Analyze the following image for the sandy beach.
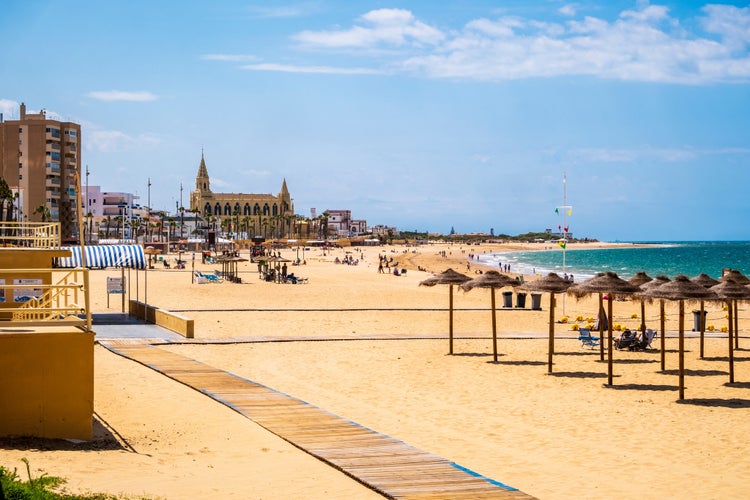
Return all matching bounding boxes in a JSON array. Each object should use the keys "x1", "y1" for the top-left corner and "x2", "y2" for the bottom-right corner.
[{"x1": 1, "y1": 241, "x2": 748, "y2": 499}]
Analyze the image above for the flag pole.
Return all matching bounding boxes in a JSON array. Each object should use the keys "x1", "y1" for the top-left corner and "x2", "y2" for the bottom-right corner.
[{"x1": 555, "y1": 173, "x2": 572, "y2": 315}]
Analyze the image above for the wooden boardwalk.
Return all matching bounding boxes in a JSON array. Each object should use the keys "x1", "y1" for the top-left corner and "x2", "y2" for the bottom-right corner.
[{"x1": 100, "y1": 339, "x2": 534, "y2": 499}]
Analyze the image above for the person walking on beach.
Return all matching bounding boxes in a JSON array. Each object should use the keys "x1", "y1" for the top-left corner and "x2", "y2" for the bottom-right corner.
[{"x1": 378, "y1": 261, "x2": 384, "y2": 273}]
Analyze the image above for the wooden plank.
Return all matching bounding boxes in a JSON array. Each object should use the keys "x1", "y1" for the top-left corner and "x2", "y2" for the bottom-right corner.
[{"x1": 100, "y1": 340, "x2": 535, "y2": 499}]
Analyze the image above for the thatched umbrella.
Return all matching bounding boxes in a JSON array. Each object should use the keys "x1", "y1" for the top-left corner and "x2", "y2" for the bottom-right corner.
[
  {"x1": 569, "y1": 272, "x2": 641, "y2": 386},
  {"x1": 629, "y1": 272, "x2": 653, "y2": 333},
  {"x1": 460, "y1": 271, "x2": 520, "y2": 362},
  {"x1": 518, "y1": 273, "x2": 574, "y2": 373},
  {"x1": 692, "y1": 273, "x2": 720, "y2": 358},
  {"x1": 710, "y1": 279, "x2": 750, "y2": 384},
  {"x1": 640, "y1": 275, "x2": 717, "y2": 400},
  {"x1": 420, "y1": 269, "x2": 471, "y2": 354},
  {"x1": 641, "y1": 275, "x2": 671, "y2": 370},
  {"x1": 721, "y1": 270, "x2": 750, "y2": 348}
]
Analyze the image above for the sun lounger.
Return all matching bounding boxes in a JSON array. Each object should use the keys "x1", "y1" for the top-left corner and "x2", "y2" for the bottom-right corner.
[{"x1": 577, "y1": 328, "x2": 599, "y2": 349}]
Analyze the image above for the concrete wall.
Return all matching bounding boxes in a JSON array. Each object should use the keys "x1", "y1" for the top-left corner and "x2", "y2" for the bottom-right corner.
[
  {"x1": 0, "y1": 330, "x2": 94, "y2": 440},
  {"x1": 129, "y1": 300, "x2": 194, "y2": 338}
]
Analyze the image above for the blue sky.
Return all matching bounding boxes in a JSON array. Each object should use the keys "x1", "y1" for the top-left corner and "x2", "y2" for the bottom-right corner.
[{"x1": 2, "y1": 1, "x2": 749, "y2": 241}]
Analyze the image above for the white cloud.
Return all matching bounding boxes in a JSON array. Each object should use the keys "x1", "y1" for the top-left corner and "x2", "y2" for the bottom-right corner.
[
  {"x1": 559, "y1": 4, "x2": 577, "y2": 17},
  {"x1": 201, "y1": 54, "x2": 260, "y2": 62},
  {"x1": 0, "y1": 99, "x2": 19, "y2": 118},
  {"x1": 87, "y1": 90, "x2": 158, "y2": 102},
  {"x1": 285, "y1": 5, "x2": 750, "y2": 84},
  {"x1": 85, "y1": 129, "x2": 160, "y2": 153},
  {"x1": 568, "y1": 145, "x2": 750, "y2": 163},
  {"x1": 294, "y1": 8, "x2": 444, "y2": 48},
  {"x1": 242, "y1": 63, "x2": 381, "y2": 75}
]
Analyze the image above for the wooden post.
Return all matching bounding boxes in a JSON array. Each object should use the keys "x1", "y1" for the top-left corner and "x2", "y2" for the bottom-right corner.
[
  {"x1": 734, "y1": 301, "x2": 739, "y2": 349},
  {"x1": 607, "y1": 297, "x2": 614, "y2": 386},
  {"x1": 597, "y1": 293, "x2": 610, "y2": 361},
  {"x1": 491, "y1": 288, "x2": 497, "y2": 362},
  {"x1": 640, "y1": 300, "x2": 646, "y2": 333},
  {"x1": 449, "y1": 284, "x2": 454, "y2": 355},
  {"x1": 547, "y1": 293, "x2": 555, "y2": 373},
  {"x1": 699, "y1": 300, "x2": 705, "y2": 359},
  {"x1": 660, "y1": 300, "x2": 666, "y2": 372},
  {"x1": 728, "y1": 299, "x2": 735, "y2": 384},
  {"x1": 679, "y1": 300, "x2": 685, "y2": 400}
]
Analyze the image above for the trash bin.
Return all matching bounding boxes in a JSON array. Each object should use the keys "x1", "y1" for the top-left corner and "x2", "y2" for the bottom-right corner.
[
  {"x1": 531, "y1": 293, "x2": 542, "y2": 310},
  {"x1": 692, "y1": 309, "x2": 708, "y2": 331},
  {"x1": 502, "y1": 291, "x2": 513, "y2": 308},
  {"x1": 515, "y1": 292, "x2": 527, "y2": 308}
]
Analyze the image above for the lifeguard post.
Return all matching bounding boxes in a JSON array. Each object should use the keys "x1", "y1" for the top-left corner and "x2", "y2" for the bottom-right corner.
[{"x1": 0, "y1": 221, "x2": 93, "y2": 440}]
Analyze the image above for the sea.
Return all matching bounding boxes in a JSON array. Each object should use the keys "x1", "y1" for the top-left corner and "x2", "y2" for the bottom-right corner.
[{"x1": 476, "y1": 241, "x2": 750, "y2": 282}]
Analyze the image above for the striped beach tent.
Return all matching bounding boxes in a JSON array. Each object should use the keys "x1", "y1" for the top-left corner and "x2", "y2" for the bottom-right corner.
[{"x1": 58, "y1": 244, "x2": 146, "y2": 269}]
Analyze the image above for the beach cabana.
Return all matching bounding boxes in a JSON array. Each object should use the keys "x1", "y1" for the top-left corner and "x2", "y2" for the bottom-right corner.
[
  {"x1": 569, "y1": 272, "x2": 640, "y2": 386},
  {"x1": 628, "y1": 272, "x2": 653, "y2": 333},
  {"x1": 419, "y1": 269, "x2": 471, "y2": 355},
  {"x1": 720, "y1": 270, "x2": 750, "y2": 349},
  {"x1": 692, "y1": 273, "x2": 720, "y2": 358},
  {"x1": 58, "y1": 244, "x2": 145, "y2": 269},
  {"x1": 518, "y1": 273, "x2": 574, "y2": 373},
  {"x1": 641, "y1": 275, "x2": 671, "y2": 370},
  {"x1": 709, "y1": 279, "x2": 750, "y2": 384},
  {"x1": 640, "y1": 275, "x2": 717, "y2": 400},
  {"x1": 460, "y1": 271, "x2": 520, "y2": 362}
]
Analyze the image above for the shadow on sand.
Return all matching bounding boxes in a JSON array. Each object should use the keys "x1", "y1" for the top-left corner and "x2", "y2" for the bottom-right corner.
[
  {"x1": 676, "y1": 398, "x2": 750, "y2": 408},
  {"x1": 605, "y1": 383, "x2": 678, "y2": 392},
  {"x1": 0, "y1": 415, "x2": 139, "y2": 454}
]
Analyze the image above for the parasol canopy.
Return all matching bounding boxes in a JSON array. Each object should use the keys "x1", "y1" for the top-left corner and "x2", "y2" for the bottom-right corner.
[
  {"x1": 419, "y1": 269, "x2": 471, "y2": 355},
  {"x1": 628, "y1": 271, "x2": 653, "y2": 288},
  {"x1": 460, "y1": 271, "x2": 519, "y2": 362},
  {"x1": 640, "y1": 275, "x2": 717, "y2": 400},
  {"x1": 420, "y1": 268, "x2": 472, "y2": 287},
  {"x1": 518, "y1": 273, "x2": 574, "y2": 373},
  {"x1": 692, "y1": 273, "x2": 720, "y2": 288},
  {"x1": 720, "y1": 269, "x2": 750, "y2": 285},
  {"x1": 460, "y1": 271, "x2": 520, "y2": 292}
]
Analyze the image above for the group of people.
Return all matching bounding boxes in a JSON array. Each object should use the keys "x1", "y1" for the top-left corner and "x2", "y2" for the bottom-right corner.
[
  {"x1": 378, "y1": 254, "x2": 400, "y2": 274},
  {"x1": 335, "y1": 254, "x2": 359, "y2": 265}
]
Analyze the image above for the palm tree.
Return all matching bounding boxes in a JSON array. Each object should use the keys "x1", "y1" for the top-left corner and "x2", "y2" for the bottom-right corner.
[
  {"x1": 103, "y1": 216, "x2": 112, "y2": 238},
  {"x1": 33, "y1": 204, "x2": 51, "y2": 223},
  {"x1": 241, "y1": 216, "x2": 250, "y2": 239},
  {"x1": 0, "y1": 177, "x2": 14, "y2": 224},
  {"x1": 131, "y1": 218, "x2": 142, "y2": 244},
  {"x1": 232, "y1": 207, "x2": 241, "y2": 237}
]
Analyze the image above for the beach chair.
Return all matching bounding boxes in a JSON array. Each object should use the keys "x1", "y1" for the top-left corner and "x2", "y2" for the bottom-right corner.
[
  {"x1": 614, "y1": 329, "x2": 638, "y2": 350},
  {"x1": 630, "y1": 329, "x2": 658, "y2": 351},
  {"x1": 577, "y1": 328, "x2": 599, "y2": 349}
]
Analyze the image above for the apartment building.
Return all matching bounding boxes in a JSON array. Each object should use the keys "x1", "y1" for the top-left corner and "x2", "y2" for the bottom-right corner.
[{"x1": 0, "y1": 103, "x2": 81, "y2": 242}]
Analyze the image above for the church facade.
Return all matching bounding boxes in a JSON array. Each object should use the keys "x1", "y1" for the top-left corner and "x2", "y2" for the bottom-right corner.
[{"x1": 189, "y1": 152, "x2": 294, "y2": 238}]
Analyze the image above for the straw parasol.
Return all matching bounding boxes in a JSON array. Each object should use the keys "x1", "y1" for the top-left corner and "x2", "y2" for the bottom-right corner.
[
  {"x1": 629, "y1": 272, "x2": 653, "y2": 333},
  {"x1": 691, "y1": 273, "x2": 720, "y2": 358},
  {"x1": 420, "y1": 269, "x2": 471, "y2": 354},
  {"x1": 640, "y1": 275, "x2": 717, "y2": 400},
  {"x1": 639, "y1": 275, "x2": 672, "y2": 370},
  {"x1": 568, "y1": 272, "x2": 640, "y2": 385},
  {"x1": 518, "y1": 273, "x2": 574, "y2": 373},
  {"x1": 710, "y1": 279, "x2": 750, "y2": 384},
  {"x1": 460, "y1": 271, "x2": 520, "y2": 362},
  {"x1": 721, "y1": 270, "x2": 750, "y2": 348}
]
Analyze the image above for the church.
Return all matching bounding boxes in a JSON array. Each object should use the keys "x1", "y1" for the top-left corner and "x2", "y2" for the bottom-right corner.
[{"x1": 189, "y1": 152, "x2": 294, "y2": 238}]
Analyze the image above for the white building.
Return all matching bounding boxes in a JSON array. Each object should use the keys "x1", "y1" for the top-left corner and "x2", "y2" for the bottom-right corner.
[{"x1": 326, "y1": 209, "x2": 368, "y2": 237}]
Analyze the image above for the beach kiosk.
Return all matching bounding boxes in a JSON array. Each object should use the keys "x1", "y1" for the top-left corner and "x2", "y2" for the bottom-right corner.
[{"x1": 0, "y1": 221, "x2": 94, "y2": 440}]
